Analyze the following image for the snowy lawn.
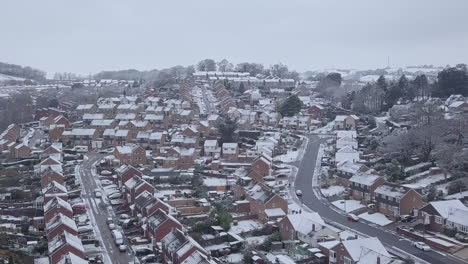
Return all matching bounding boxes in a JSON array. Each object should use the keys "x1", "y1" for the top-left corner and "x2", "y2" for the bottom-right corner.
[
  {"x1": 321, "y1": 186, "x2": 345, "y2": 197},
  {"x1": 358, "y1": 212, "x2": 393, "y2": 226},
  {"x1": 225, "y1": 253, "x2": 243, "y2": 263},
  {"x1": 275, "y1": 150, "x2": 299, "y2": 162},
  {"x1": 331, "y1": 200, "x2": 365, "y2": 213},
  {"x1": 229, "y1": 220, "x2": 263, "y2": 234},
  {"x1": 245, "y1": 235, "x2": 269, "y2": 245}
]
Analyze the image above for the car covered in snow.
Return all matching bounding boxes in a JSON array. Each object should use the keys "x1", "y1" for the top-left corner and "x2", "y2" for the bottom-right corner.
[{"x1": 347, "y1": 214, "x2": 359, "y2": 222}]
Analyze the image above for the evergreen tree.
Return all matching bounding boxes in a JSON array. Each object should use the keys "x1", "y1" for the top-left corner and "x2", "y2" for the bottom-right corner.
[
  {"x1": 217, "y1": 117, "x2": 238, "y2": 144},
  {"x1": 238, "y1": 82, "x2": 245, "y2": 93},
  {"x1": 279, "y1": 95, "x2": 303, "y2": 116}
]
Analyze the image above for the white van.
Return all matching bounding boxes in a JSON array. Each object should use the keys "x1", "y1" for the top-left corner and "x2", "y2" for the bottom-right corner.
[{"x1": 112, "y1": 230, "x2": 123, "y2": 245}]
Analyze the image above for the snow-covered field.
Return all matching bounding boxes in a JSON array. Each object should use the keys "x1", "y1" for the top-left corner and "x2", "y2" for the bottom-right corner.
[
  {"x1": 331, "y1": 200, "x2": 365, "y2": 213},
  {"x1": 358, "y1": 212, "x2": 393, "y2": 226},
  {"x1": 321, "y1": 185, "x2": 345, "y2": 197},
  {"x1": 0, "y1": 73, "x2": 25, "y2": 81},
  {"x1": 229, "y1": 220, "x2": 263, "y2": 234}
]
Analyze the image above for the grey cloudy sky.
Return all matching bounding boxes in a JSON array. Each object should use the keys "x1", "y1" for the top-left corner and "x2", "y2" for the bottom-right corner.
[{"x1": 1, "y1": 0, "x2": 467, "y2": 76}]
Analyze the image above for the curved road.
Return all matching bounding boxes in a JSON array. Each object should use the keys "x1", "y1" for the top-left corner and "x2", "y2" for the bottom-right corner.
[{"x1": 293, "y1": 135, "x2": 467, "y2": 264}]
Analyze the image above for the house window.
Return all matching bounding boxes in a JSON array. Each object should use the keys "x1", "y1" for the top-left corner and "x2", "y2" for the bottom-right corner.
[
  {"x1": 344, "y1": 257, "x2": 353, "y2": 264},
  {"x1": 329, "y1": 250, "x2": 337, "y2": 261},
  {"x1": 435, "y1": 216, "x2": 443, "y2": 224}
]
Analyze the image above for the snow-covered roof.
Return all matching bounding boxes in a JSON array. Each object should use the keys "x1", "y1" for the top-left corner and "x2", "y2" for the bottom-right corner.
[
  {"x1": 375, "y1": 184, "x2": 410, "y2": 199},
  {"x1": 57, "y1": 252, "x2": 88, "y2": 264},
  {"x1": 447, "y1": 208, "x2": 468, "y2": 226},
  {"x1": 285, "y1": 212, "x2": 325, "y2": 235},
  {"x1": 48, "y1": 231, "x2": 84, "y2": 254},
  {"x1": 264, "y1": 208, "x2": 286, "y2": 218},
  {"x1": 341, "y1": 237, "x2": 390, "y2": 261},
  {"x1": 204, "y1": 140, "x2": 218, "y2": 147},
  {"x1": 68, "y1": 128, "x2": 95, "y2": 136},
  {"x1": 349, "y1": 172, "x2": 382, "y2": 186},
  {"x1": 44, "y1": 197, "x2": 72, "y2": 213},
  {"x1": 427, "y1": 200, "x2": 466, "y2": 218}
]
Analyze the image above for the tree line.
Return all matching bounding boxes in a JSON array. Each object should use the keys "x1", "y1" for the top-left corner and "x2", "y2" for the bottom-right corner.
[
  {"x1": 196, "y1": 59, "x2": 300, "y2": 81},
  {"x1": 0, "y1": 61, "x2": 46, "y2": 81},
  {"x1": 330, "y1": 64, "x2": 468, "y2": 114}
]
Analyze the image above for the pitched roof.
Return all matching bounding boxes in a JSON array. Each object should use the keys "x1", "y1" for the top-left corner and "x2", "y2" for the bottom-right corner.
[
  {"x1": 424, "y1": 199, "x2": 466, "y2": 218},
  {"x1": 341, "y1": 237, "x2": 390, "y2": 261}
]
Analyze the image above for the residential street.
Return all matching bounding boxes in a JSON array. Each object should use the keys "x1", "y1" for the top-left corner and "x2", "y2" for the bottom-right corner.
[
  {"x1": 77, "y1": 154, "x2": 135, "y2": 264},
  {"x1": 293, "y1": 135, "x2": 467, "y2": 264}
]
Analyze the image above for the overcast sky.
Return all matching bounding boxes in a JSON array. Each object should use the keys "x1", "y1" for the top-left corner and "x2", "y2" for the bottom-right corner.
[{"x1": 1, "y1": 0, "x2": 467, "y2": 76}]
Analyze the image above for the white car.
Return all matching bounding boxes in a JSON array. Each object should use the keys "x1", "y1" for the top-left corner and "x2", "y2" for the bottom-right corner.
[
  {"x1": 108, "y1": 223, "x2": 116, "y2": 230},
  {"x1": 413, "y1": 242, "x2": 431, "y2": 251},
  {"x1": 100, "y1": 179, "x2": 113, "y2": 186},
  {"x1": 296, "y1": 189, "x2": 303, "y2": 196},
  {"x1": 119, "y1": 245, "x2": 126, "y2": 252},
  {"x1": 94, "y1": 190, "x2": 102, "y2": 198},
  {"x1": 108, "y1": 192, "x2": 122, "y2": 199}
]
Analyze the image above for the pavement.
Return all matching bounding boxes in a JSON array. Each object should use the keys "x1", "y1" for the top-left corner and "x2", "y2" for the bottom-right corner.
[
  {"x1": 76, "y1": 153, "x2": 135, "y2": 264},
  {"x1": 292, "y1": 135, "x2": 468, "y2": 264}
]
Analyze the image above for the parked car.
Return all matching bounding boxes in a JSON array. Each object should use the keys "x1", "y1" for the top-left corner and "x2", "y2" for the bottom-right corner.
[
  {"x1": 100, "y1": 179, "x2": 113, "y2": 186},
  {"x1": 108, "y1": 192, "x2": 122, "y2": 199},
  {"x1": 95, "y1": 189, "x2": 102, "y2": 198},
  {"x1": 134, "y1": 247, "x2": 153, "y2": 257},
  {"x1": 347, "y1": 214, "x2": 359, "y2": 222},
  {"x1": 72, "y1": 204, "x2": 86, "y2": 214},
  {"x1": 118, "y1": 245, "x2": 126, "y2": 252},
  {"x1": 78, "y1": 225, "x2": 93, "y2": 233},
  {"x1": 108, "y1": 223, "x2": 116, "y2": 230},
  {"x1": 413, "y1": 242, "x2": 431, "y2": 251},
  {"x1": 141, "y1": 254, "x2": 157, "y2": 263},
  {"x1": 296, "y1": 189, "x2": 303, "y2": 196},
  {"x1": 401, "y1": 215, "x2": 415, "y2": 223},
  {"x1": 106, "y1": 217, "x2": 113, "y2": 224}
]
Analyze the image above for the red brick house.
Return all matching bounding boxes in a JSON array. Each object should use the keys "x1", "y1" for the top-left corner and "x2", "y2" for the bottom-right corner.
[
  {"x1": 124, "y1": 176, "x2": 154, "y2": 204},
  {"x1": 13, "y1": 143, "x2": 31, "y2": 159},
  {"x1": 307, "y1": 104, "x2": 325, "y2": 119},
  {"x1": 417, "y1": 199, "x2": 467, "y2": 233},
  {"x1": 349, "y1": 172, "x2": 385, "y2": 203},
  {"x1": 41, "y1": 169, "x2": 65, "y2": 188},
  {"x1": 114, "y1": 144, "x2": 147, "y2": 165},
  {"x1": 222, "y1": 143, "x2": 238, "y2": 160},
  {"x1": 44, "y1": 197, "x2": 73, "y2": 225},
  {"x1": 61, "y1": 128, "x2": 98, "y2": 149},
  {"x1": 248, "y1": 154, "x2": 272, "y2": 182},
  {"x1": 161, "y1": 229, "x2": 208, "y2": 264},
  {"x1": 48, "y1": 231, "x2": 85, "y2": 264},
  {"x1": 116, "y1": 165, "x2": 143, "y2": 187},
  {"x1": 42, "y1": 181, "x2": 68, "y2": 203},
  {"x1": 374, "y1": 184, "x2": 423, "y2": 219},
  {"x1": 238, "y1": 183, "x2": 288, "y2": 222},
  {"x1": 133, "y1": 190, "x2": 172, "y2": 217},
  {"x1": 319, "y1": 237, "x2": 391, "y2": 264},
  {"x1": 0, "y1": 124, "x2": 21, "y2": 142},
  {"x1": 49, "y1": 125, "x2": 65, "y2": 142},
  {"x1": 146, "y1": 209, "x2": 183, "y2": 242},
  {"x1": 45, "y1": 214, "x2": 78, "y2": 240},
  {"x1": 335, "y1": 161, "x2": 370, "y2": 187}
]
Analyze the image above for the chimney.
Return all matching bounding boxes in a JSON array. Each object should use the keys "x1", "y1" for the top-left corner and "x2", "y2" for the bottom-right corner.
[
  {"x1": 377, "y1": 256, "x2": 381, "y2": 264},
  {"x1": 312, "y1": 224, "x2": 315, "y2": 231}
]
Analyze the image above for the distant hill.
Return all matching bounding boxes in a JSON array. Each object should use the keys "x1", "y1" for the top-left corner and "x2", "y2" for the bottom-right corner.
[
  {"x1": 0, "y1": 61, "x2": 46, "y2": 81},
  {"x1": 94, "y1": 69, "x2": 159, "y2": 81}
]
